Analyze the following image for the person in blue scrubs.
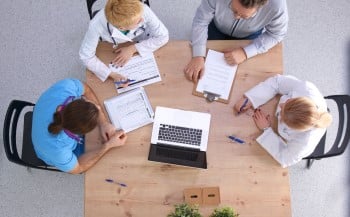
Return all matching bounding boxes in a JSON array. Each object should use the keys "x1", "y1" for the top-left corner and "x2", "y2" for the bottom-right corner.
[{"x1": 32, "y1": 79, "x2": 127, "y2": 174}]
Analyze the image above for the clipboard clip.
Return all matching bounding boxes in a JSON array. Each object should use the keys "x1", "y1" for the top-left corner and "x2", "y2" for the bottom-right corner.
[{"x1": 203, "y1": 91, "x2": 220, "y2": 103}]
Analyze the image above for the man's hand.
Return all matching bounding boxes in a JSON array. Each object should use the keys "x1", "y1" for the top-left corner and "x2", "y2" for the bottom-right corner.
[
  {"x1": 105, "y1": 130, "x2": 127, "y2": 149},
  {"x1": 112, "y1": 45, "x2": 137, "y2": 67},
  {"x1": 253, "y1": 109, "x2": 271, "y2": 130},
  {"x1": 224, "y1": 47, "x2": 247, "y2": 65},
  {"x1": 99, "y1": 122, "x2": 117, "y2": 142},
  {"x1": 184, "y1": 57, "x2": 205, "y2": 83}
]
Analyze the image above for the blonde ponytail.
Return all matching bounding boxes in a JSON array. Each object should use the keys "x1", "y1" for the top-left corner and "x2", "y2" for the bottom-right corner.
[
  {"x1": 314, "y1": 112, "x2": 333, "y2": 128},
  {"x1": 283, "y1": 97, "x2": 332, "y2": 130}
]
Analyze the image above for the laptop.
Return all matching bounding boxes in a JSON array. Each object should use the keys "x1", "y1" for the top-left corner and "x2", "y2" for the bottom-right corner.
[{"x1": 148, "y1": 106, "x2": 211, "y2": 169}]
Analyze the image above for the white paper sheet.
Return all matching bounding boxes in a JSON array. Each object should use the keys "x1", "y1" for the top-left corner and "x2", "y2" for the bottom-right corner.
[
  {"x1": 104, "y1": 87, "x2": 154, "y2": 133},
  {"x1": 196, "y1": 49, "x2": 237, "y2": 101},
  {"x1": 109, "y1": 53, "x2": 161, "y2": 93}
]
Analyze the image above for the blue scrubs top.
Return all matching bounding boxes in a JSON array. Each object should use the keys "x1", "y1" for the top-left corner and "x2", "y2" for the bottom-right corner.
[{"x1": 32, "y1": 79, "x2": 84, "y2": 172}]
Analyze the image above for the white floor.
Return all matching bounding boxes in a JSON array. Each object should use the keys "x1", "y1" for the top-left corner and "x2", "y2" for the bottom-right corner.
[{"x1": 0, "y1": 1, "x2": 349, "y2": 217}]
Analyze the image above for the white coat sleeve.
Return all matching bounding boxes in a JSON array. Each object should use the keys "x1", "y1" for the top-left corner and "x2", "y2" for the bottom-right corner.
[
  {"x1": 134, "y1": 6, "x2": 169, "y2": 56},
  {"x1": 256, "y1": 128, "x2": 317, "y2": 168},
  {"x1": 79, "y1": 23, "x2": 111, "y2": 82},
  {"x1": 245, "y1": 75, "x2": 304, "y2": 108}
]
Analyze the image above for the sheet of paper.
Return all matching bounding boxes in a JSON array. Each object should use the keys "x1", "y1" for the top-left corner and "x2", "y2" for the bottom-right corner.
[
  {"x1": 104, "y1": 88, "x2": 154, "y2": 133},
  {"x1": 109, "y1": 53, "x2": 161, "y2": 93},
  {"x1": 196, "y1": 50, "x2": 237, "y2": 100}
]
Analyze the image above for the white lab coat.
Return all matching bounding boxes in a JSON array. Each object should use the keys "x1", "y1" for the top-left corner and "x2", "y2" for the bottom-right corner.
[
  {"x1": 245, "y1": 75, "x2": 327, "y2": 167},
  {"x1": 79, "y1": 4, "x2": 169, "y2": 81}
]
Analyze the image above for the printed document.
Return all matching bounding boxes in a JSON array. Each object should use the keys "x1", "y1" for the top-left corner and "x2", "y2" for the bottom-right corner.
[
  {"x1": 109, "y1": 53, "x2": 161, "y2": 93},
  {"x1": 104, "y1": 87, "x2": 154, "y2": 133},
  {"x1": 196, "y1": 49, "x2": 237, "y2": 101}
]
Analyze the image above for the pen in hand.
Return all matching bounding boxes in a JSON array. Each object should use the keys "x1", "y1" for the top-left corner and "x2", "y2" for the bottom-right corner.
[
  {"x1": 228, "y1": 135, "x2": 245, "y2": 144},
  {"x1": 105, "y1": 178, "x2": 127, "y2": 187},
  {"x1": 238, "y1": 98, "x2": 249, "y2": 114},
  {"x1": 114, "y1": 79, "x2": 136, "y2": 85}
]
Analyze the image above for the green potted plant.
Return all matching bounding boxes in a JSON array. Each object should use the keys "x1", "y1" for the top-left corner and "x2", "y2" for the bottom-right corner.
[
  {"x1": 167, "y1": 203, "x2": 203, "y2": 217},
  {"x1": 209, "y1": 206, "x2": 239, "y2": 217}
]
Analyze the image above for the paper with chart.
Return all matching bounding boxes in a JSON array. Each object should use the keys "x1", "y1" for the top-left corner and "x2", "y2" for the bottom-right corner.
[
  {"x1": 104, "y1": 87, "x2": 154, "y2": 133},
  {"x1": 196, "y1": 49, "x2": 238, "y2": 101},
  {"x1": 109, "y1": 53, "x2": 161, "y2": 93}
]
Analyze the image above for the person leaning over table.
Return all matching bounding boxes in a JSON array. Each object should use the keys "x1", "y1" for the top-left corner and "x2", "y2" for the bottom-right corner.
[
  {"x1": 79, "y1": 0, "x2": 169, "y2": 82},
  {"x1": 233, "y1": 75, "x2": 332, "y2": 168},
  {"x1": 184, "y1": 0, "x2": 288, "y2": 82},
  {"x1": 32, "y1": 79, "x2": 127, "y2": 174}
]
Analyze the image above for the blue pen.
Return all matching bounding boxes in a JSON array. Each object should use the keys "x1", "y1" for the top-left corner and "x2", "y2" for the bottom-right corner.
[
  {"x1": 105, "y1": 179, "x2": 127, "y2": 187},
  {"x1": 114, "y1": 79, "x2": 136, "y2": 85},
  {"x1": 228, "y1": 135, "x2": 245, "y2": 144},
  {"x1": 238, "y1": 98, "x2": 249, "y2": 114}
]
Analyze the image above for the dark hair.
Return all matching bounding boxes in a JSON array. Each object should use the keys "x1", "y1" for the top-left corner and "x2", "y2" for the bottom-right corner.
[
  {"x1": 239, "y1": 0, "x2": 268, "y2": 8},
  {"x1": 48, "y1": 99, "x2": 99, "y2": 135}
]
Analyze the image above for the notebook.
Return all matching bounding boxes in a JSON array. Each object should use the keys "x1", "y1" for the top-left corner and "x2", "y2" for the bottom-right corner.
[
  {"x1": 103, "y1": 87, "x2": 154, "y2": 133},
  {"x1": 148, "y1": 106, "x2": 211, "y2": 169}
]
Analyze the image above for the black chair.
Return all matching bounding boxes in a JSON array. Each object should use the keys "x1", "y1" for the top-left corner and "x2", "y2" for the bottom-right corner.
[
  {"x1": 3, "y1": 100, "x2": 60, "y2": 172},
  {"x1": 86, "y1": 0, "x2": 150, "y2": 20},
  {"x1": 303, "y1": 95, "x2": 350, "y2": 169}
]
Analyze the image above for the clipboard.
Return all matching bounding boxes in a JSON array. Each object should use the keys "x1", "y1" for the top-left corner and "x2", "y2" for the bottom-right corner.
[{"x1": 192, "y1": 49, "x2": 238, "y2": 104}]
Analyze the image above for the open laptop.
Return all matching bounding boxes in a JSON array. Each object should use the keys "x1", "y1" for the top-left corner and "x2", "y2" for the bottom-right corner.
[{"x1": 148, "y1": 106, "x2": 211, "y2": 169}]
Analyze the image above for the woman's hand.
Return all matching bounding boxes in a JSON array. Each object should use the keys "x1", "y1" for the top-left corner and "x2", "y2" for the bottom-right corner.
[
  {"x1": 253, "y1": 109, "x2": 271, "y2": 130},
  {"x1": 108, "y1": 73, "x2": 129, "y2": 88},
  {"x1": 234, "y1": 97, "x2": 252, "y2": 114},
  {"x1": 112, "y1": 45, "x2": 137, "y2": 67},
  {"x1": 99, "y1": 122, "x2": 117, "y2": 142},
  {"x1": 105, "y1": 130, "x2": 127, "y2": 149}
]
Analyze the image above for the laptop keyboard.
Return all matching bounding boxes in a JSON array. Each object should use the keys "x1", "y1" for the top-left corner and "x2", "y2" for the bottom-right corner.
[{"x1": 158, "y1": 124, "x2": 202, "y2": 146}]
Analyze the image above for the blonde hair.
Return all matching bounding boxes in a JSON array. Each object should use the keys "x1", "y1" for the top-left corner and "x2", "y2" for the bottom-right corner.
[
  {"x1": 105, "y1": 0, "x2": 143, "y2": 28},
  {"x1": 282, "y1": 97, "x2": 332, "y2": 130}
]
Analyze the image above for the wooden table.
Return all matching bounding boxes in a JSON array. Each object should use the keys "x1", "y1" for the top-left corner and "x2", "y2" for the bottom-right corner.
[{"x1": 85, "y1": 41, "x2": 290, "y2": 217}]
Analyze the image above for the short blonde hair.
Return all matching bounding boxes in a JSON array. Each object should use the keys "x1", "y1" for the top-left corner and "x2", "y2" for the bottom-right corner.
[
  {"x1": 282, "y1": 97, "x2": 332, "y2": 130},
  {"x1": 105, "y1": 0, "x2": 143, "y2": 28}
]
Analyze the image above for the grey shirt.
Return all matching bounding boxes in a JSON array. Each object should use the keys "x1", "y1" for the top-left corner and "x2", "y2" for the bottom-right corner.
[{"x1": 191, "y1": 0, "x2": 288, "y2": 58}]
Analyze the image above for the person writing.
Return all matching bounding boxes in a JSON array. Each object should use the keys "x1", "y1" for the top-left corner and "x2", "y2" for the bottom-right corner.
[
  {"x1": 32, "y1": 79, "x2": 127, "y2": 173},
  {"x1": 234, "y1": 75, "x2": 332, "y2": 167},
  {"x1": 79, "y1": 0, "x2": 169, "y2": 82},
  {"x1": 184, "y1": 0, "x2": 288, "y2": 82}
]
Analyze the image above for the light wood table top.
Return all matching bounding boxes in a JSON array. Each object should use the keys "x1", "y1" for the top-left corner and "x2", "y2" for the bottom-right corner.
[{"x1": 85, "y1": 41, "x2": 290, "y2": 217}]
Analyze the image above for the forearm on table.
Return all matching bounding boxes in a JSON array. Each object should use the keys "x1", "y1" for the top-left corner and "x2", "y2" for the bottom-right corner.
[
  {"x1": 82, "y1": 56, "x2": 111, "y2": 82},
  {"x1": 70, "y1": 143, "x2": 110, "y2": 174}
]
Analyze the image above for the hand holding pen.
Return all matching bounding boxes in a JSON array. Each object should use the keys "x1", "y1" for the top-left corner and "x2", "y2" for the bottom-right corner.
[
  {"x1": 114, "y1": 78, "x2": 136, "y2": 85},
  {"x1": 234, "y1": 97, "x2": 252, "y2": 114}
]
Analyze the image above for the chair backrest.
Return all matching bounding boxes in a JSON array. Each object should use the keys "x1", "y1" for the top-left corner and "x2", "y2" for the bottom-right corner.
[
  {"x1": 3, "y1": 100, "x2": 60, "y2": 172},
  {"x1": 304, "y1": 95, "x2": 350, "y2": 160},
  {"x1": 86, "y1": 0, "x2": 150, "y2": 20}
]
